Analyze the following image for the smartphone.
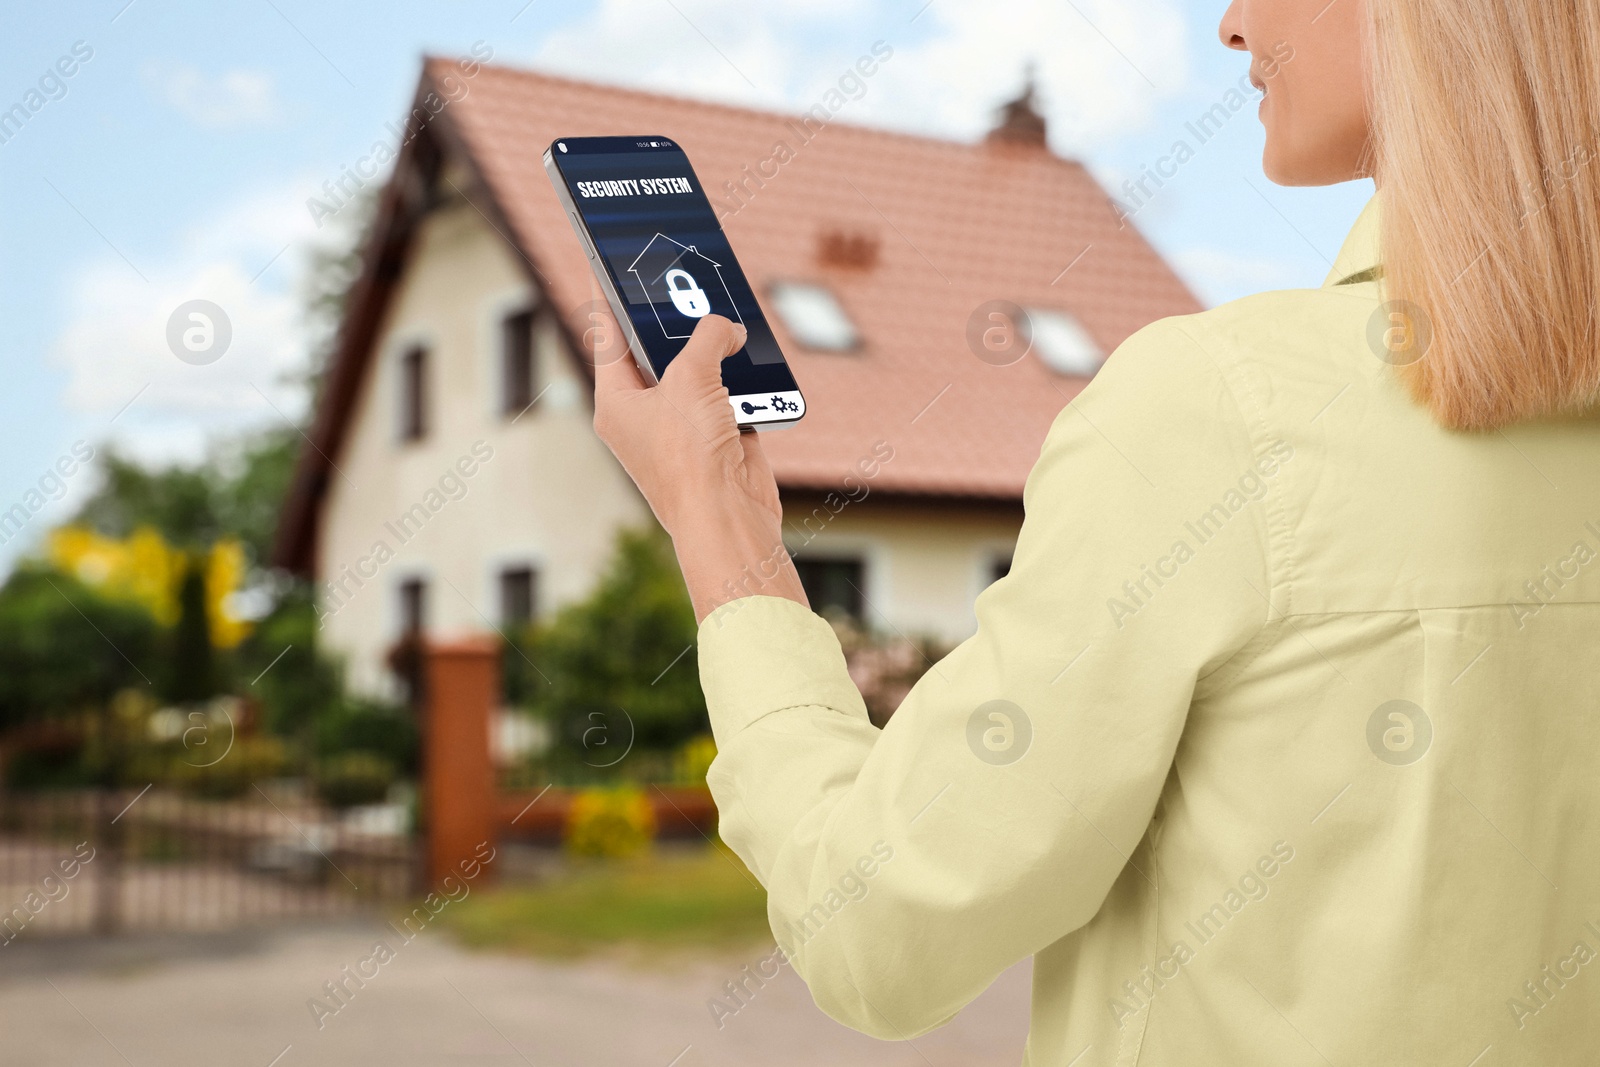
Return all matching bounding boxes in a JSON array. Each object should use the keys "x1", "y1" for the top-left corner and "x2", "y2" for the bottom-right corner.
[{"x1": 544, "y1": 135, "x2": 806, "y2": 430}]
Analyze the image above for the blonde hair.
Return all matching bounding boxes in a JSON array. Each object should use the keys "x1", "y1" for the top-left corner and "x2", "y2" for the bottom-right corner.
[{"x1": 1369, "y1": 0, "x2": 1600, "y2": 429}]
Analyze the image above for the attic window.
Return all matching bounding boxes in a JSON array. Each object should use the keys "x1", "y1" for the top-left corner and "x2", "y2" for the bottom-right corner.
[
  {"x1": 399, "y1": 345, "x2": 429, "y2": 441},
  {"x1": 770, "y1": 282, "x2": 859, "y2": 352},
  {"x1": 1023, "y1": 308, "x2": 1102, "y2": 377},
  {"x1": 501, "y1": 309, "x2": 536, "y2": 416}
]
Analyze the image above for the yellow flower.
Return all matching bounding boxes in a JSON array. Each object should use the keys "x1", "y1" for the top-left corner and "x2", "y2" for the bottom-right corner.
[
  {"x1": 47, "y1": 524, "x2": 253, "y2": 646},
  {"x1": 205, "y1": 539, "x2": 250, "y2": 649},
  {"x1": 675, "y1": 734, "x2": 718, "y2": 785},
  {"x1": 564, "y1": 786, "x2": 657, "y2": 858}
]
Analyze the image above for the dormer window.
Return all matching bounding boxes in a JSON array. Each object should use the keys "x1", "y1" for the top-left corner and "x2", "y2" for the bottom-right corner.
[
  {"x1": 770, "y1": 281, "x2": 859, "y2": 352},
  {"x1": 1023, "y1": 308, "x2": 1102, "y2": 377}
]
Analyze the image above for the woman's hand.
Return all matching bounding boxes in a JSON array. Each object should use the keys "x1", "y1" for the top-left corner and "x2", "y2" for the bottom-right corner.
[{"x1": 592, "y1": 313, "x2": 809, "y2": 622}]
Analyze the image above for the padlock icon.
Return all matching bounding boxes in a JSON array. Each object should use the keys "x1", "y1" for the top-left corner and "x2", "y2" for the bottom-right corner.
[{"x1": 664, "y1": 268, "x2": 712, "y2": 318}]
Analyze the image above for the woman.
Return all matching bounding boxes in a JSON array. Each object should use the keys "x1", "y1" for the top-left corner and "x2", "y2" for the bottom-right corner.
[{"x1": 595, "y1": 0, "x2": 1600, "y2": 1061}]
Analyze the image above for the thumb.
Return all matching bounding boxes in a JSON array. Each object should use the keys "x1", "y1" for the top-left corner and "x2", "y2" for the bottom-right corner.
[{"x1": 661, "y1": 315, "x2": 747, "y2": 394}]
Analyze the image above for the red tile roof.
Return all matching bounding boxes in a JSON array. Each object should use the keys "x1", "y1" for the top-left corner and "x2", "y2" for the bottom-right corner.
[{"x1": 275, "y1": 59, "x2": 1200, "y2": 572}]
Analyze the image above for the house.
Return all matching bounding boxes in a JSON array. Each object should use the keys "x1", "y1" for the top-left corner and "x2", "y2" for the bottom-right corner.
[{"x1": 273, "y1": 59, "x2": 1201, "y2": 698}]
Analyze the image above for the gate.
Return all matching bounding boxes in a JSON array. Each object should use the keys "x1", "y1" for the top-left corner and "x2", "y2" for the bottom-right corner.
[
  {"x1": 0, "y1": 782, "x2": 415, "y2": 940},
  {"x1": 0, "y1": 637, "x2": 520, "y2": 942}
]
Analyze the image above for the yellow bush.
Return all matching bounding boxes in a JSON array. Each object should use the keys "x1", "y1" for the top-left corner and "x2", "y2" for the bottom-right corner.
[
  {"x1": 674, "y1": 734, "x2": 718, "y2": 785},
  {"x1": 169, "y1": 735, "x2": 289, "y2": 798},
  {"x1": 564, "y1": 786, "x2": 656, "y2": 858},
  {"x1": 48, "y1": 525, "x2": 252, "y2": 647}
]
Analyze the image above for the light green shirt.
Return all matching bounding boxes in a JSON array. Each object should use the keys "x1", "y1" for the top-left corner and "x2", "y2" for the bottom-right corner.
[{"x1": 697, "y1": 194, "x2": 1600, "y2": 1065}]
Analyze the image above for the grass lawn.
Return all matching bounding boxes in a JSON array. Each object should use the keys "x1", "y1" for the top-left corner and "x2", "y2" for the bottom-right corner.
[{"x1": 438, "y1": 845, "x2": 773, "y2": 958}]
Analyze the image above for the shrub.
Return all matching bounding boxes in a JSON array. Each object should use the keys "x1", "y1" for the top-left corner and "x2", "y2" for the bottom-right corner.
[
  {"x1": 564, "y1": 786, "x2": 656, "y2": 858},
  {"x1": 0, "y1": 566, "x2": 161, "y2": 734},
  {"x1": 673, "y1": 734, "x2": 717, "y2": 786},
  {"x1": 521, "y1": 527, "x2": 706, "y2": 754},
  {"x1": 316, "y1": 751, "x2": 397, "y2": 809},
  {"x1": 4, "y1": 726, "x2": 94, "y2": 790},
  {"x1": 170, "y1": 735, "x2": 289, "y2": 798},
  {"x1": 833, "y1": 620, "x2": 952, "y2": 728},
  {"x1": 315, "y1": 699, "x2": 418, "y2": 775},
  {"x1": 242, "y1": 584, "x2": 347, "y2": 745}
]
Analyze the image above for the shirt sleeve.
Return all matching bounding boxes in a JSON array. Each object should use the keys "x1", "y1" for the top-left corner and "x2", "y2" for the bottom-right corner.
[{"x1": 696, "y1": 317, "x2": 1283, "y2": 1038}]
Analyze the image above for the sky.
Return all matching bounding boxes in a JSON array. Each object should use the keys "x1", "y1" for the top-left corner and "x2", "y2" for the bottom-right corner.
[{"x1": 0, "y1": 0, "x2": 1373, "y2": 572}]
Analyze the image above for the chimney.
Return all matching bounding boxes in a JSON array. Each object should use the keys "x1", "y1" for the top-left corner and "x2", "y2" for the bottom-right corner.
[
  {"x1": 987, "y1": 64, "x2": 1048, "y2": 149},
  {"x1": 816, "y1": 227, "x2": 881, "y2": 270}
]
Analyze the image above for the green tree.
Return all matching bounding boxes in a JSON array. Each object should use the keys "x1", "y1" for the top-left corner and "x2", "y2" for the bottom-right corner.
[
  {"x1": 68, "y1": 428, "x2": 307, "y2": 706},
  {"x1": 72, "y1": 427, "x2": 299, "y2": 568},
  {"x1": 523, "y1": 527, "x2": 705, "y2": 754},
  {"x1": 0, "y1": 185, "x2": 387, "y2": 787},
  {"x1": 236, "y1": 584, "x2": 341, "y2": 743},
  {"x1": 209, "y1": 427, "x2": 303, "y2": 567},
  {"x1": 300, "y1": 183, "x2": 379, "y2": 400},
  {"x1": 72, "y1": 450, "x2": 222, "y2": 548},
  {"x1": 0, "y1": 566, "x2": 158, "y2": 732},
  {"x1": 163, "y1": 557, "x2": 215, "y2": 704},
  {"x1": 233, "y1": 584, "x2": 416, "y2": 776}
]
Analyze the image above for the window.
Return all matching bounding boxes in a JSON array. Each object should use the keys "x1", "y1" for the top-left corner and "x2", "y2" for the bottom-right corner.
[
  {"x1": 499, "y1": 566, "x2": 538, "y2": 627},
  {"x1": 793, "y1": 556, "x2": 865, "y2": 623},
  {"x1": 398, "y1": 578, "x2": 428, "y2": 635},
  {"x1": 393, "y1": 577, "x2": 428, "y2": 707},
  {"x1": 501, "y1": 309, "x2": 537, "y2": 416},
  {"x1": 399, "y1": 345, "x2": 429, "y2": 441},
  {"x1": 1023, "y1": 307, "x2": 1102, "y2": 377},
  {"x1": 769, "y1": 281, "x2": 860, "y2": 352}
]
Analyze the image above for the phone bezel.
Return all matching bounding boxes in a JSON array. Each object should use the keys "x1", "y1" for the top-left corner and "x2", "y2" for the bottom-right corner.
[{"x1": 543, "y1": 139, "x2": 806, "y2": 432}]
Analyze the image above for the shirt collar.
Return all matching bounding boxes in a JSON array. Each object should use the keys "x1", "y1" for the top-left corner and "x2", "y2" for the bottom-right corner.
[{"x1": 1322, "y1": 192, "x2": 1382, "y2": 288}]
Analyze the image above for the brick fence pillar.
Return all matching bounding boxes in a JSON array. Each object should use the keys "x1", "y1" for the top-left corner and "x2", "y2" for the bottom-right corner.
[{"x1": 421, "y1": 636, "x2": 499, "y2": 888}]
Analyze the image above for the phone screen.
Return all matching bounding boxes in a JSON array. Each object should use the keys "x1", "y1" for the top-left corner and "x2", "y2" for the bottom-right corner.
[{"x1": 547, "y1": 136, "x2": 802, "y2": 413}]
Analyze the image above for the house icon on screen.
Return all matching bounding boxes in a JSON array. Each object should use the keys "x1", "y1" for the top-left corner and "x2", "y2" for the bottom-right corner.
[{"x1": 627, "y1": 233, "x2": 743, "y2": 340}]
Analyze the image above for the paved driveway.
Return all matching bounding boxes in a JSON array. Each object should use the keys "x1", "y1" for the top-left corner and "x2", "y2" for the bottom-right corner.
[{"x1": 1, "y1": 922, "x2": 1032, "y2": 1066}]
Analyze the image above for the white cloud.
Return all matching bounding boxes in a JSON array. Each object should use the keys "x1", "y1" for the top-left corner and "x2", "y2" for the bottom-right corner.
[
  {"x1": 1170, "y1": 246, "x2": 1302, "y2": 307},
  {"x1": 50, "y1": 185, "x2": 325, "y2": 466},
  {"x1": 856, "y1": 0, "x2": 1191, "y2": 152},
  {"x1": 527, "y1": 0, "x2": 867, "y2": 110},
  {"x1": 142, "y1": 64, "x2": 280, "y2": 129},
  {"x1": 524, "y1": 0, "x2": 1192, "y2": 153}
]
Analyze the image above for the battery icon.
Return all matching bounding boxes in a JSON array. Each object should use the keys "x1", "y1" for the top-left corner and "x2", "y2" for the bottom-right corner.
[{"x1": 649, "y1": 141, "x2": 659, "y2": 147}]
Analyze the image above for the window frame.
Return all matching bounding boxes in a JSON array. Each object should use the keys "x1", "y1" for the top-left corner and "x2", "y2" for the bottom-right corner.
[
  {"x1": 500, "y1": 307, "x2": 538, "y2": 417},
  {"x1": 1021, "y1": 306, "x2": 1103, "y2": 378},
  {"x1": 791, "y1": 554, "x2": 867, "y2": 624},
  {"x1": 768, "y1": 280, "x2": 863, "y2": 354},
  {"x1": 398, "y1": 576, "x2": 428, "y2": 635},
  {"x1": 498, "y1": 565, "x2": 538, "y2": 628},
  {"x1": 398, "y1": 344, "x2": 429, "y2": 442}
]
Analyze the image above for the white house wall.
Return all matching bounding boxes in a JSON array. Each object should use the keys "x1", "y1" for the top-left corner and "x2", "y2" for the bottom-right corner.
[
  {"x1": 315, "y1": 190, "x2": 1023, "y2": 695},
  {"x1": 315, "y1": 193, "x2": 649, "y2": 697},
  {"x1": 782, "y1": 501, "x2": 1021, "y2": 644}
]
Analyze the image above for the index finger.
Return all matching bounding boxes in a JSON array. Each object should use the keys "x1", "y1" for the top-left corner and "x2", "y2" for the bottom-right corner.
[{"x1": 583, "y1": 303, "x2": 647, "y2": 396}]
